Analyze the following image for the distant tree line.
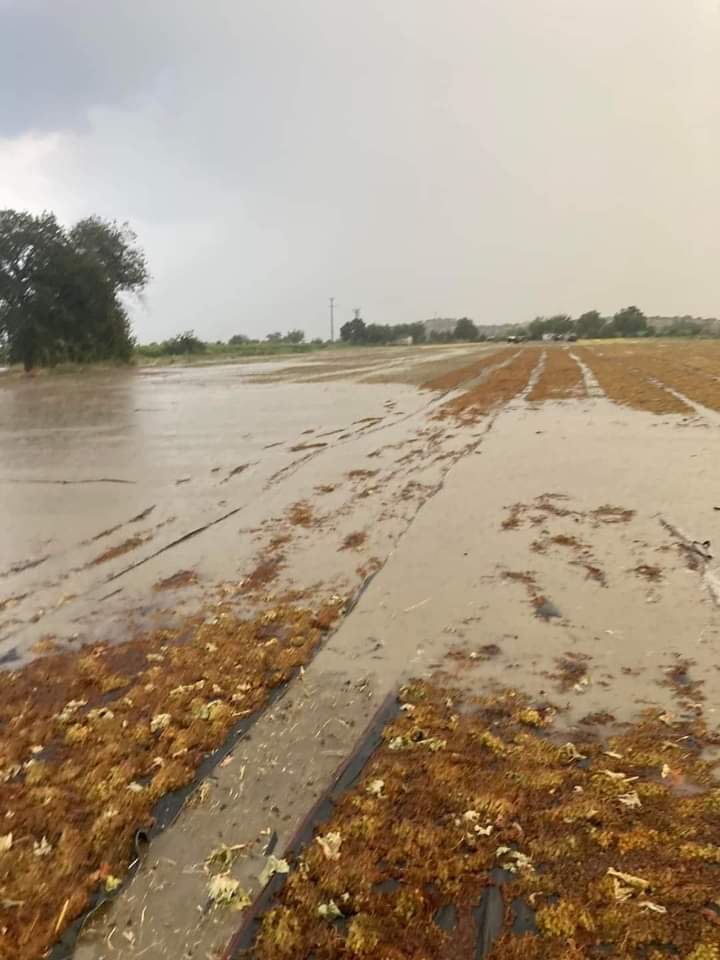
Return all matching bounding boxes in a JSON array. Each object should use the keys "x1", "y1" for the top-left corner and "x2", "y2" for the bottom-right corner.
[
  {"x1": 338, "y1": 309, "x2": 720, "y2": 345},
  {"x1": 430, "y1": 318, "x2": 487, "y2": 343},
  {"x1": 341, "y1": 317, "x2": 488, "y2": 345},
  {"x1": 518, "y1": 307, "x2": 648, "y2": 340},
  {"x1": 143, "y1": 319, "x2": 488, "y2": 355},
  {"x1": 264, "y1": 329, "x2": 306, "y2": 344},
  {"x1": 518, "y1": 306, "x2": 719, "y2": 340},
  {"x1": 340, "y1": 317, "x2": 427, "y2": 344},
  {"x1": 135, "y1": 328, "x2": 321, "y2": 358},
  {"x1": 132, "y1": 307, "x2": 720, "y2": 360},
  {"x1": 0, "y1": 209, "x2": 148, "y2": 370},
  {"x1": 139, "y1": 320, "x2": 485, "y2": 357},
  {"x1": 647, "y1": 316, "x2": 719, "y2": 337}
]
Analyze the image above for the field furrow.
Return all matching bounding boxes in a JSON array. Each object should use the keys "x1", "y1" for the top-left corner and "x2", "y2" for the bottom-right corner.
[
  {"x1": 246, "y1": 680, "x2": 720, "y2": 960},
  {"x1": 575, "y1": 347, "x2": 692, "y2": 414},
  {"x1": 614, "y1": 347, "x2": 720, "y2": 412},
  {"x1": 437, "y1": 348, "x2": 542, "y2": 420},
  {"x1": 527, "y1": 347, "x2": 586, "y2": 401},
  {"x1": 420, "y1": 349, "x2": 510, "y2": 392}
]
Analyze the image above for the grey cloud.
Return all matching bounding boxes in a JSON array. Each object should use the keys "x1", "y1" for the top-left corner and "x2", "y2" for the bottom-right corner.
[
  {"x1": 1, "y1": 0, "x2": 719, "y2": 342},
  {"x1": 0, "y1": 0, "x2": 172, "y2": 135}
]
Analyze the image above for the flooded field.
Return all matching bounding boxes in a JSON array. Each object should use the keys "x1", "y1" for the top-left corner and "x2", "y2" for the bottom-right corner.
[{"x1": 2, "y1": 341, "x2": 720, "y2": 960}]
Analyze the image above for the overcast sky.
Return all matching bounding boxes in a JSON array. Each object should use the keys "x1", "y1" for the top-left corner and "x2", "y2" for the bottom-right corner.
[{"x1": 1, "y1": 0, "x2": 719, "y2": 341}]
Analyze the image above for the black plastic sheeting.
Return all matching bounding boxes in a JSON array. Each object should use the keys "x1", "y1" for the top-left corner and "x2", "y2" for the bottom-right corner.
[
  {"x1": 222, "y1": 690, "x2": 400, "y2": 959},
  {"x1": 474, "y1": 885, "x2": 505, "y2": 957},
  {"x1": 432, "y1": 902, "x2": 457, "y2": 932},
  {"x1": 473, "y1": 866, "x2": 539, "y2": 957},
  {"x1": 38, "y1": 570, "x2": 386, "y2": 960},
  {"x1": 222, "y1": 706, "x2": 538, "y2": 960},
  {"x1": 47, "y1": 673, "x2": 301, "y2": 960},
  {"x1": 46, "y1": 571, "x2": 382, "y2": 960}
]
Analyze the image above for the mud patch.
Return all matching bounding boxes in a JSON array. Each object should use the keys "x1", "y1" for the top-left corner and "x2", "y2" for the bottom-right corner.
[
  {"x1": 1, "y1": 555, "x2": 49, "y2": 578},
  {"x1": 222, "y1": 463, "x2": 251, "y2": 483},
  {"x1": 448, "y1": 643, "x2": 502, "y2": 665},
  {"x1": 240, "y1": 535, "x2": 292, "y2": 594},
  {"x1": 289, "y1": 442, "x2": 328, "y2": 452},
  {"x1": 287, "y1": 502, "x2": 317, "y2": 528},
  {"x1": 572, "y1": 560, "x2": 607, "y2": 586},
  {"x1": 501, "y1": 504, "x2": 524, "y2": 531},
  {"x1": 500, "y1": 495, "x2": 580, "y2": 529},
  {"x1": 340, "y1": 532, "x2": 368, "y2": 552},
  {"x1": 502, "y1": 570, "x2": 559, "y2": 620},
  {"x1": 591, "y1": 505, "x2": 635, "y2": 525},
  {"x1": 315, "y1": 484, "x2": 337, "y2": 495},
  {"x1": 660, "y1": 657, "x2": 705, "y2": 706},
  {"x1": 632, "y1": 564, "x2": 663, "y2": 582},
  {"x1": 153, "y1": 569, "x2": 199, "y2": 591},
  {"x1": 0, "y1": 592, "x2": 27, "y2": 612},
  {"x1": 551, "y1": 652, "x2": 592, "y2": 692},
  {"x1": 91, "y1": 534, "x2": 152, "y2": 566},
  {"x1": 242, "y1": 556, "x2": 285, "y2": 593},
  {"x1": 347, "y1": 469, "x2": 379, "y2": 481},
  {"x1": 356, "y1": 557, "x2": 383, "y2": 579}
]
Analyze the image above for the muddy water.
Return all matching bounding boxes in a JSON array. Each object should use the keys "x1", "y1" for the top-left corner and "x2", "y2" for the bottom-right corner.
[
  {"x1": 0, "y1": 351, "x2": 493, "y2": 664},
  {"x1": 4, "y1": 351, "x2": 720, "y2": 960},
  {"x1": 73, "y1": 387, "x2": 720, "y2": 960}
]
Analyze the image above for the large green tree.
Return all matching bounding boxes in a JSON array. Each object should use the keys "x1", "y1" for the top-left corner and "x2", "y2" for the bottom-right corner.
[
  {"x1": 527, "y1": 315, "x2": 574, "y2": 340},
  {"x1": 612, "y1": 305, "x2": 647, "y2": 337},
  {"x1": 575, "y1": 310, "x2": 605, "y2": 339},
  {"x1": 454, "y1": 317, "x2": 478, "y2": 341},
  {"x1": 340, "y1": 316, "x2": 367, "y2": 343},
  {"x1": 0, "y1": 210, "x2": 148, "y2": 370}
]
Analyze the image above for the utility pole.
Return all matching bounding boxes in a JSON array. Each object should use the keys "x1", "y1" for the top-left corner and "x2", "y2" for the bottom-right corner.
[{"x1": 329, "y1": 297, "x2": 335, "y2": 342}]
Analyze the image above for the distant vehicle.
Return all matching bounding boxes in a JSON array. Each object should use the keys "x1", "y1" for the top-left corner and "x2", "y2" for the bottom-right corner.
[
  {"x1": 566, "y1": 333, "x2": 577, "y2": 342},
  {"x1": 507, "y1": 335, "x2": 519, "y2": 343}
]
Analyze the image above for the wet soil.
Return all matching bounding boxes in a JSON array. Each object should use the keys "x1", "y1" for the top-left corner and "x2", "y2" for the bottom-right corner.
[
  {"x1": 527, "y1": 346, "x2": 586, "y2": 402},
  {"x1": 247, "y1": 679, "x2": 720, "y2": 960},
  {"x1": 0, "y1": 599, "x2": 342, "y2": 960},
  {"x1": 3, "y1": 344, "x2": 720, "y2": 959},
  {"x1": 436, "y1": 349, "x2": 541, "y2": 421}
]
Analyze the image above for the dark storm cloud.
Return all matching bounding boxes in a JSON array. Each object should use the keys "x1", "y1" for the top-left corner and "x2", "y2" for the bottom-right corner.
[{"x1": 0, "y1": 0, "x2": 169, "y2": 135}]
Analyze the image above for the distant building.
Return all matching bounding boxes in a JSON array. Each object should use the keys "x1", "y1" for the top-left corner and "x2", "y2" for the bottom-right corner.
[{"x1": 424, "y1": 317, "x2": 457, "y2": 337}]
